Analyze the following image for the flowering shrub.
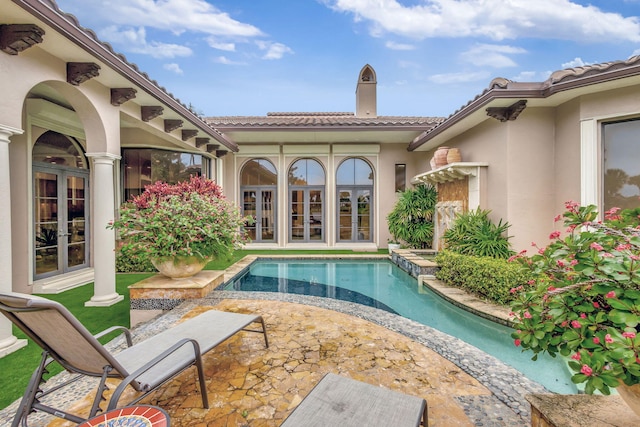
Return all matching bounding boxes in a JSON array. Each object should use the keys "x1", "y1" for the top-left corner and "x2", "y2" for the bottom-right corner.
[
  {"x1": 109, "y1": 176, "x2": 250, "y2": 263},
  {"x1": 510, "y1": 202, "x2": 640, "y2": 394}
]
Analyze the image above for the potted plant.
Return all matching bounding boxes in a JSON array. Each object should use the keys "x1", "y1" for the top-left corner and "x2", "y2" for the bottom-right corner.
[
  {"x1": 387, "y1": 238, "x2": 401, "y2": 255},
  {"x1": 510, "y1": 202, "x2": 640, "y2": 413},
  {"x1": 109, "y1": 176, "x2": 250, "y2": 278}
]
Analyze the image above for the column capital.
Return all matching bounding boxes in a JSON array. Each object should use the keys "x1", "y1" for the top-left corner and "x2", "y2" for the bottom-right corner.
[
  {"x1": 0, "y1": 124, "x2": 24, "y2": 143},
  {"x1": 85, "y1": 152, "x2": 121, "y2": 164}
]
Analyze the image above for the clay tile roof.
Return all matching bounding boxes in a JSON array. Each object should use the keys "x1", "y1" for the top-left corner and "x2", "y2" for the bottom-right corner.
[{"x1": 206, "y1": 113, "x2": 443, "y2": 128}]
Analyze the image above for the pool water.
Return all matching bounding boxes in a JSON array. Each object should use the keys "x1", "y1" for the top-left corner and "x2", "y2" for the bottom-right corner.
[{"x1": 224, "y1": 259, "x2": 578, "y2": 394}]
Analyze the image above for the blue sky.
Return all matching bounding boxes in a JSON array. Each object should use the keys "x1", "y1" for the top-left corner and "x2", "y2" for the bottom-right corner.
[{"x1": 53, "y1": 0, "x2": 640, "y2": 118}]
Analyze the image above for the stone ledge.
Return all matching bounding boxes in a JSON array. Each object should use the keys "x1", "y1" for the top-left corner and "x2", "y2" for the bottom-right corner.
[
  {"x1": 527, "y1": 394, "x2": 640, "y2": 427},
  {"x1": 129, "y1": 270, "x2": 224, "y2": 327},
  {"x1": 129, "y1": 270, "x2": 224, "y2": 300}
]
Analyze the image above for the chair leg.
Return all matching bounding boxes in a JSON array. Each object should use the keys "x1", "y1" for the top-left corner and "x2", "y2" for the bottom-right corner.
[
  {"x1": 259, "y1": 317, "x2": 269, "y2": 348},
  {"x1": 89, "y1": 366, "x2": 113, "y2": 418},
  {"x1": 194, "y1": 353, "x2": 209, "y2": 409},
  {"x1": 12, "y1": 352, "x2": 49, "y2": 427}
]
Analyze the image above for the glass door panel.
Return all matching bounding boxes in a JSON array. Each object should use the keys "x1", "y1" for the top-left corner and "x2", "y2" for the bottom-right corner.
[
  {"x1": 356, "y1": 189, "x2": 371, "y2": 241},
  {"x1": 290, "y1": 190, "x2": 305, "y2": 241},
  {"x1": 309, "y1": 190, "x2": 323, "y2": 241},
  {"x1": 243, "y1": 190, "x2": 257, "y2": 240},
  {"x1": 338, "y1": 190, "x2": 353, "y2": 241},
  {"x1": 35, "y1": 172, "x2": 59, "y2": 275},
  {"x1": 261, "y1": 190, "x2": 275, "y2": 240},
  {"x1": 67, "y1": 175, "x2": 86, "y2": 267}
]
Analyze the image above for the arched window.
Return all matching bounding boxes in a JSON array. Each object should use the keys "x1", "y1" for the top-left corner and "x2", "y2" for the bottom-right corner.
[
  {"x1": 33, "y1": 131, "x2": 89, "y2": 279},
  {"x1": 336, "y1": 158, "x2": 374, "y2": 242},
  {"x1": 288, "y1": 158, "x2": 325, "y2": 242},
  {"x1": 240, "y1": 159, "x2": 277, "y2": 242}
]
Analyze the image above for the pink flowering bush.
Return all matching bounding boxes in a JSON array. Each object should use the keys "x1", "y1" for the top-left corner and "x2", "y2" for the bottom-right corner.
[
  {"x1": 109, "y1": 176, "x2": 250, "y2": 263},
  {"x1": 510, "y1": 201, "x2": 640, "y2": 394}
]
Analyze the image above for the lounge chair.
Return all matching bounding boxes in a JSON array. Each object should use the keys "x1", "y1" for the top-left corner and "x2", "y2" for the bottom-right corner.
[
  {"x1": 281, "y1": 373, "x2": 428, "y2": 426},
  {"x1": 0, "y1": 292, "x2": 269, "y2": 426}
]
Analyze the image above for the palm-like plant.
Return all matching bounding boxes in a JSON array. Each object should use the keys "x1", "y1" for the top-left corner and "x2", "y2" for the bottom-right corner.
[
  {"x1": 443, "y1": 208, "x2": 513, "y2": 259},
  {"x1": 387, "y1": 184, "x2": 437, "y2": 249}
]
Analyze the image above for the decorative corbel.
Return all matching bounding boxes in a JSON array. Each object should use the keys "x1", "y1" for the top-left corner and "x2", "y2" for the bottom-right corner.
[
  {"x1": 141, "y1": 106, "x2": 163, "y2": 122},
  {"x1": 215, "y1": 150, "x2": 228, "y2": 158},
  {"x1": 195, "y1": 138, "x2": 210, "y2": 148},
  {"x1": 164, "y1": 119, "x2": 183, "y2": 133},
  {"x1": 181, "y1": 130, "x2": 198, "y2": 141},
  {"x1": 206, "y1": 144, "x2": 220, "y2": 153},
  {"x1": 486, "y1": 100, "x2": 527, "y2": 122},
  {"x1": 110, "y1": 88, "x2": 137, "y2": 106},
  {"x1": 67, "y1": 62, "x2": 100, "y2": 86},
  {"x1": 0, "y1": 24, "x2": 44, "y2": 55}
]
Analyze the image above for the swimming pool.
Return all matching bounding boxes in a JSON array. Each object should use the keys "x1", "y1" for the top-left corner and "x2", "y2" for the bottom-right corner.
[{"x1": 224, "y1": 258, "x2": 578, "y2": 394}]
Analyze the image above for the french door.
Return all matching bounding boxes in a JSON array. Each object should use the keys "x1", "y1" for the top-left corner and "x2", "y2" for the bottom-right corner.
[
  {"x1": 289, "y1": 188, "x2": 324, "y2": 242},
  {"x1": 242, "y1": 187, "x2": 276, "y2": 242},
  {"x1": 337, "y1": 187, "x2": 372, "y2": 242},
  {"x1": 34, "y1": 167, "x2": 89, "y2": 279}
]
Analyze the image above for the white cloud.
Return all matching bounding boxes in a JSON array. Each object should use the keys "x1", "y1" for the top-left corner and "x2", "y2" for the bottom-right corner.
[
  {"x1": 323, "y1": 0, "x2": 640, "y2": 42},
  {"x1": 633, "y1": 49, "x2": 640, "y2": 57},
  {"x1": 68, "y1": 0, "x2": 272, "y2": 59},
  {"x1": 462, "y1": 44, "x2": 526, "y2": 68},
  {"x1": 94, "y1": 0, "x2": 263, "y2": 37},
  {"x1": 206, "y1": 37, "x2": 236, "y2": 51},
  {"x1": 256, "y1": 41, "x2": 294, "y2": 60},
  {"x1": 428, "y1": 70, "x2": 491, "y2": 84},
  {"x1": 385, "y1": 41, "x2": 415, "y2": 50},
  {"x1": 100, "y1": 26, "x2": 192, "y2": 58},
  {"x1": 561, "y1": 57, "x2": 590, "y2": 68},
  {"x1": 163, "y1": 63, "x2": 184, "y2": 74},
  {"x1": 214, "y1": 56, "x2": 246, "y2": 65}
]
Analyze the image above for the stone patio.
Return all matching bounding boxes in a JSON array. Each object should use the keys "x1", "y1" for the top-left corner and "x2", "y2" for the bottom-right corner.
[{"x1": 40, "y1": 298, "x2": 522, "y2": 427}]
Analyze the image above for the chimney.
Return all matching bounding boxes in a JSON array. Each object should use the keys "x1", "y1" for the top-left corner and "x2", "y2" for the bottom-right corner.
[{"x1": 355, "y1": 64, "x2": 377, "y2": 118}]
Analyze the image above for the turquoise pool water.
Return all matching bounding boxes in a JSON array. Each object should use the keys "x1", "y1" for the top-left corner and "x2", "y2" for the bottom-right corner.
[{"x1": 224, "y1": 259, "x2": 578, "y2": 394}]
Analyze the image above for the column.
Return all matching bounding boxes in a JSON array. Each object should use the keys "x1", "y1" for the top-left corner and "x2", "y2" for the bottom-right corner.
[
  {"x1": 0, "y1": 124, "x2": 28, "y2": 357},
  {"x1": 85, "y1": 153, "x2": 123, "y2": 307}
]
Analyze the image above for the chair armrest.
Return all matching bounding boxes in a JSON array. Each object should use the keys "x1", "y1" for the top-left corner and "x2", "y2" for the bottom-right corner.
[
  {"x1": 108, "y1": 337, "x2": 202, "y2": 410},
  {"x1": 94, "y1": 326, "x2": 133, "y2": 347}
]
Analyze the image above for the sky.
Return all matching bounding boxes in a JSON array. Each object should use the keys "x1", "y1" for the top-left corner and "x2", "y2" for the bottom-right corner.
[{"x1": 52, "y1": 0, "x2": 640, "y2": 118}]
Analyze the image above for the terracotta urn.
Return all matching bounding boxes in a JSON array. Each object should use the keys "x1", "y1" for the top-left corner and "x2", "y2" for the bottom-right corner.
[
  {"x1": 617, "y1": 381, "x2": 640, "y2": 417},
  {"x1": 434, "y1": 146, "x2": 449, "y2": 168},
  {"x1": 429, "y1": 157, "x2": 436, "y2": 170},
  {"x1": 151, "y1": 256, "x2": 210, "y2": 279},
  {"x1": 446, "y1": 147, "x2": 462, "y2": 164}
]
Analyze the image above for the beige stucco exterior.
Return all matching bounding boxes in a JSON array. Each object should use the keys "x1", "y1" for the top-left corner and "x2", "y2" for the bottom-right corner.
[{"x1": 412, "y1": 65, "x2": 640, "y2": 252}]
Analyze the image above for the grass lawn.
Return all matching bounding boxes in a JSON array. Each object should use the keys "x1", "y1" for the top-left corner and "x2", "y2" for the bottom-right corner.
[{"x1": 0, "y1": 249, "x2": 387, "y2": 411}]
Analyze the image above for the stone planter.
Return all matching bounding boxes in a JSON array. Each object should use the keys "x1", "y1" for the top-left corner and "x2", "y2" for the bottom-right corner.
[
  {"x1": 617, "y1": 381, "x2": 640, "y2": 417},
  {"x1": 388, "y1": 243, "x2": 401, "y2": 254},
  {"x1": 151, "y1": 256, "x2": 210, "y2": 279}
]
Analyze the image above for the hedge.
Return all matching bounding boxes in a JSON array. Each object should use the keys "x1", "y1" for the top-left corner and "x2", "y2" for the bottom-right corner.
[{"x1": 434, "y1": 250, "x2": 532, "y2": 305}]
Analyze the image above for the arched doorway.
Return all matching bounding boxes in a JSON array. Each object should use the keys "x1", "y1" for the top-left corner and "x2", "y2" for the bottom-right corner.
[
  {"x1": 288, "y1": 158, "x2": 325, "y2": 242},
  {"x1": 336, "y1": 158, "x2": 373, "y2": 242},
  {"x1": 32, "y1": 131, "x2": 89, "y2": 279},
  {"x1": 240, "y1": 158, "x2": 277, "y2": 242}
]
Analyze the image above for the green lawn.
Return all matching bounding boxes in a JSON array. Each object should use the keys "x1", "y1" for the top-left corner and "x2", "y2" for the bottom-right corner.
[{"x1": 0, "y1": 249, "x2": 387, "y2": 410}]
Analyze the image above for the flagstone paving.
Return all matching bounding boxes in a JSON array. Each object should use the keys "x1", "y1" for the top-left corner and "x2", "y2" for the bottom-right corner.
[{"x1": 23, "y1": 297, "x2": 531, "y2": 426}]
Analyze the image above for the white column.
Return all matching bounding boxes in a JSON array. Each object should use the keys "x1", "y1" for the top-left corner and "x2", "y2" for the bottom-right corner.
[
  {"x1": 85, "y1": 153, "x2": 123, "y2": 307},
  {"x1": 580, "y1": 119, "x2": 599, "y2": 207},
  {"x1": 0, "y1": 124, "x2": 28, "y2": 357}
]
